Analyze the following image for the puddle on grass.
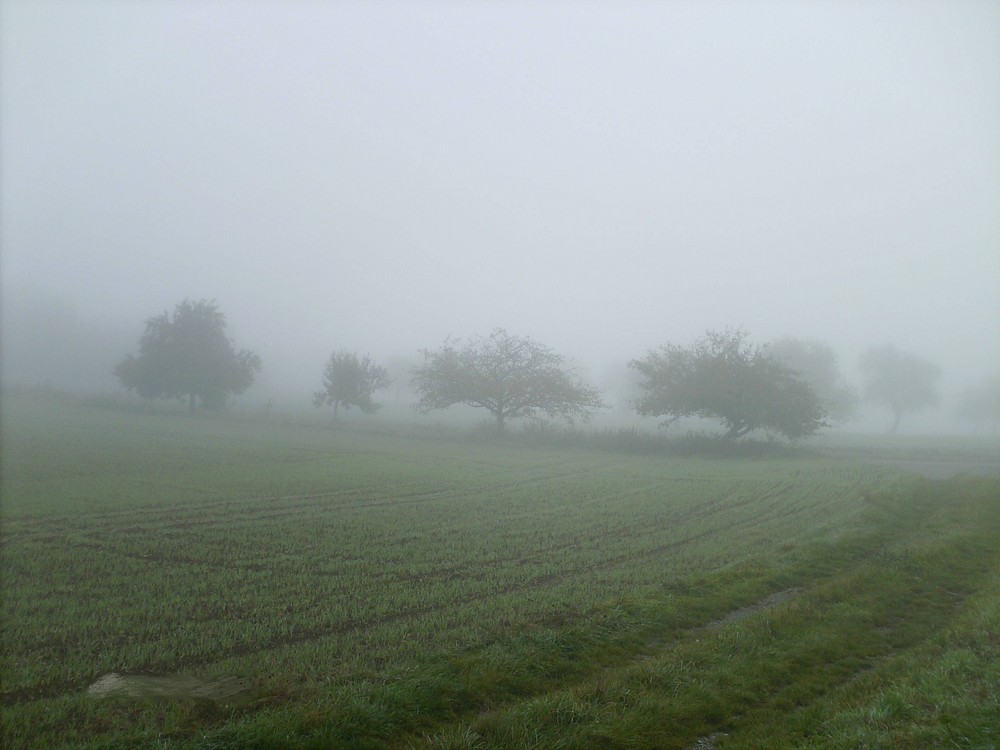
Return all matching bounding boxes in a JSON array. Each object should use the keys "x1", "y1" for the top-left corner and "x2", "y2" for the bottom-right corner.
[
  {"x1": 87, "y1": 672, "x2": 258, "y2": 706},
  {"x1": 688, "y1": 732, "x2": 729, "y2": 750},
  {"x1": 706, "y1": 587, "x2": 800, "y2": 629}
]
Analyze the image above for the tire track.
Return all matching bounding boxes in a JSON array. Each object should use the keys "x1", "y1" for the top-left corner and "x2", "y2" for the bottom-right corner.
[{"x1": 2, "y1": 479, "x2": 830, "y2": 706}]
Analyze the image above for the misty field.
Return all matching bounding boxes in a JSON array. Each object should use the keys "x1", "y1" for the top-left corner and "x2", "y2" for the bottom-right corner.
[{"x1": 2, "y1": 395, "x2": 998, "y2": 749}]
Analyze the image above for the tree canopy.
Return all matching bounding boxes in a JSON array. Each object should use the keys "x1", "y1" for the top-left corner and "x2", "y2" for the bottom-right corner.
[
  {"x1": 859, "y1": 344, "x2": 940, "y2": 433},
  {"x1": 411, "y1": 328, "x2": 606, "y2": 432},
  {"x1": 313, "y1": 351, "x2": 390, "y2": 421},
  {"x1": 630, "y1": 329, "x2": 827, "y2": 440},
  {"x1": 766, "y1": 337, "x2": 857, "y2": 422},
  {"x1": 115, "y1": 299, "x2": 261, "y2": 412}
]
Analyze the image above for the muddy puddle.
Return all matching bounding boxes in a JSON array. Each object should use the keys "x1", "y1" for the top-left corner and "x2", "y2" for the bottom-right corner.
[{"x1": 87, "y1": 672, "x2": 258, "y2": 706}]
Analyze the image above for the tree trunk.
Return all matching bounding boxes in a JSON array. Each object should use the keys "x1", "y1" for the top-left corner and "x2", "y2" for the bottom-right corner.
[
  {"x1": 889, "y1": 408, "x2": 902, "y2": 434},
  {"x1": 333, "y1": 400, "x2": 340, "y2": 423},
  {"x1": 495, "y1": 410, "x2": 505, "y2": 434}
]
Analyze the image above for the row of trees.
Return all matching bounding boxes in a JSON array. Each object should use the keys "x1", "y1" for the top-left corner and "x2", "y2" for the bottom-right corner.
[{"x1": 116, "y1": 300, "x2": 993, "y2": 437}]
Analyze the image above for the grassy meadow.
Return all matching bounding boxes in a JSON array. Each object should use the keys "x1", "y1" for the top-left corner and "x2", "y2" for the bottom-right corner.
[{"x1": 1, "y1": 393, "x2": 998, "y2": 749}]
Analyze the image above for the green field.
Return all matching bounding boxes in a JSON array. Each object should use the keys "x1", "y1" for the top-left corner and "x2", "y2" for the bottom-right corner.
[{"x1": 2, "y1": 394, "x2": 998, "y2": 749}]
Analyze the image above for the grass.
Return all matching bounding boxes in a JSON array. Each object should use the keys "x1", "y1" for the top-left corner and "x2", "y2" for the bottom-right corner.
[{"x1": 1, "y1": 392, "x2": 998, "y2": 748}]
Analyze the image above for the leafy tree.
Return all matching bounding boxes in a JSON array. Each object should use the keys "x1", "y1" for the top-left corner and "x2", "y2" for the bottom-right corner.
[
  {"x1": 115, "y1": 299, "x2": 261, "y2": 413},
  {"x1": 313, "y1": 351, "x2": 390, "y2": 421},
  {"x1": 859, "y1": 344, "x2": 940, "y2": 433},
  {"x1": 630, "y1": 329, "x2": 827, "y2": 440},
  {"x1": 954, "y1": 373, "x2": 1000, "y2": 433},
  {"x1": 411, "y1": 328, "x2": 606, "y2": 433},
  {"x1": 766, "y1": 337, "x2": 857, "y2": 422}
]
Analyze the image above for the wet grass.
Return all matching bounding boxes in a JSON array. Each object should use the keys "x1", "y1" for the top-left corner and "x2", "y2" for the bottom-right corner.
[
  {"x1": 400, "y1": 475, "x2": 1000, "y2": 749},
  {"x1": 1, "y1": 394, "x2": 998, "y2": 748}
]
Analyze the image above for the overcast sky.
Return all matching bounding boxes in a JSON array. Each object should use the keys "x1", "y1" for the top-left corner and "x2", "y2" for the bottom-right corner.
[{"x1": 2, "y1": 0, "x2": 998, "y2": 401}]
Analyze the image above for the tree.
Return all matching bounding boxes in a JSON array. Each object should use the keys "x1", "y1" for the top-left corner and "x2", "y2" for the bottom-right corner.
[
  {"x1": 115, "y1": 299, "x2": 261, "y2": 413},
  {"x1": 630, "y1": 329, "x2": 827, "y2": 440},
  {"x1": 313, "y1": 351, "x2": 390, "y2": 421},
  {"x1": 858, "y1": 344, "x2": 940, "y2": 433},
  {"x1": 411, "y1": 328, "x2": 606, "y2": 433},
  {"x1": 954, "y1": 374, "x2": 1000, "y2": 434},
  {"x1": 766, "y1": 337, "x2": 857, "y2": 422}
]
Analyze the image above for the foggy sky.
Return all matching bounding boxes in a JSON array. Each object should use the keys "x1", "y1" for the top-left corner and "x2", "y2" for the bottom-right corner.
[{"x1": 2, "y1": 0, "x2": 998, "y2": 404}]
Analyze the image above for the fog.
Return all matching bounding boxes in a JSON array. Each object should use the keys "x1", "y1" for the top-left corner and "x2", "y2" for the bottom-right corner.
[{"x1": 2, "y1": 0, "x2": 998, "y2": 432}]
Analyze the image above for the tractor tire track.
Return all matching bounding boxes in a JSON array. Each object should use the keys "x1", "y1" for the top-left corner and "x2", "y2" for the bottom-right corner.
[{"x1": 2, "y1": 479, "x2": 828, "y2": 706}]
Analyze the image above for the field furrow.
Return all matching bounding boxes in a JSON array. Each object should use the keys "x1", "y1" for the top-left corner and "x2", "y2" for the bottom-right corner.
[{"x1": 2, "y1": 396, "x2": 996, "y2": 750}]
